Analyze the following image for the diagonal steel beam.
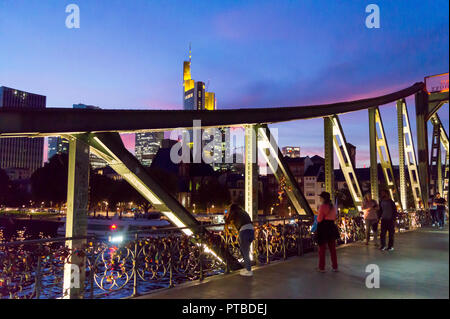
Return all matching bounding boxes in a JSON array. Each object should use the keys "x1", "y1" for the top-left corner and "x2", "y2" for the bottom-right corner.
[
  {"x1": 430, "y1": 113, "x2": 449, "y2": 202},
  {"x1": 373, "y1": 107, "x2": 402, "y2": 208},
  {"x1": 397, "y1": 99, "x2": 422, "y2": 209},
  {"x1": 257, "y1": 124, "x2": 313, "y2": 217},
  {"x1": 330, "y1": 115, "x2": 363, "y2": 210},
  {"x1": 71, "y1": 132, "x2": 241, "y2": 269},
  {"x1": 76, "y1": 132, "x2": 201, "y2": 234}
]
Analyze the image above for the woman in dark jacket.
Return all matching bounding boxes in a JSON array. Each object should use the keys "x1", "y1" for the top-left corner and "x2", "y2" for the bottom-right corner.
[
  {"x1": 224, "y1": 204, "x2": 255, "y2": 276},
  {"x1": 316, "y1": 192, "x2": 339, "y2": 272}
]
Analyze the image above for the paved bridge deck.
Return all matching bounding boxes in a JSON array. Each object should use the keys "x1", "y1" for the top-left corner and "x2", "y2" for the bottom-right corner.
[{"x1": 138, "y1": 227, "x2": 449, "y2": 299}]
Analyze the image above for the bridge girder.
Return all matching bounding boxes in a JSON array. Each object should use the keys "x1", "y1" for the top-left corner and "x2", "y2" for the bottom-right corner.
[
  {"x1": 66, "y1": 132, "x2": 240, "y2": 271},
  {"x1": 257, "y1": 124, "x2": 313, "y2": 217},
  {"x1": 398, "y1": 99, "x2": 422, "y2": 209},
  {"x1": 76, "y1": 132, "x2": 201, "y2": 234},
  {"x1": 429, "y1": 113, "x2": 450, "y2": 203},
  {"x1": 330, "y1": 115, "x2": 363, "y2": 210},
  {"x1": 416, "y1": 89, "x2": 449, "y2": 208},
  {"x1": 370, "y1": 107, "x2": 402, "y2": 207},
  {"x1": 0, "y1": 83, "x2": 425, "y2": 137}
]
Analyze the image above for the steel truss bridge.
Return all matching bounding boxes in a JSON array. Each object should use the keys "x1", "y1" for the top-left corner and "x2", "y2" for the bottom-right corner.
[{"x1": 0, "y1": 73, "x2": 448, "y2": 298}]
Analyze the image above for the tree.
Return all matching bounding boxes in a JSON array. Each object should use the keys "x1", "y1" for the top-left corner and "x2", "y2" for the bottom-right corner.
[
  {"x1": 31, "y1": 154, "x2": 68, "y2": 206},
  {"x1": 0, "y1": 169, "x2": 11, "y2": 206},
  {"x1": 193, "y1": 179, "x2": 231, "y2": 211},
  {"x1": 335, "y1": 188, "x2": 354, "y2": 209}
]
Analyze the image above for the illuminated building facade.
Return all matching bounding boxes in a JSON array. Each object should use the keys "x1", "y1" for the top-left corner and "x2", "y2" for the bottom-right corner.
[
  {"x1": 47, "y1": 136, "x2": 69, "y2": 160},
  {"x1": 0, "y1": 86, "x2": 45, "y2": 173},
  {"x1": 135, "y1": 132, "x2": 164, "y2": 167},
  {"x1": 282, "y1": 146, "x2": 301, "y2": 158},
  {"x1": 182, "y1": 47, "x2": 226, "y2": 171}
]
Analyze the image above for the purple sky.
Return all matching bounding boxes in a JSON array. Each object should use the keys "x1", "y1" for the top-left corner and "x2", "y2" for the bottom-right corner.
[{"x1": 0, "y1": 0, "x2": 448, "y2": 167}]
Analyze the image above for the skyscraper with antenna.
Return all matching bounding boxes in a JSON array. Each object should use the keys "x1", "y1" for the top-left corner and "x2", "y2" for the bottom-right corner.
[
  {"x1": 183, "y1": 44, "x2": 215, "y2": 111},
  {"x1": 181, "y1": 45, "x2": 227, "y2": 171}
]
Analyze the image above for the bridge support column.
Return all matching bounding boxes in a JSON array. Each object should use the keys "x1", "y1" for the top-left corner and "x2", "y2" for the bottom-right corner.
[
  {"x1": 244, "y1": 125, "x2": 258, "y2": 220},
  {"x1": 438, "y1": 149, "x2": 443, "y2": 196},
  {"x1": 415, "y1": 90, "x2": 430, "y2": 209},
  {"x1": 397, "y1": 100, "x2": 408, "y2": 211},
  {"x1": 430, "y1": 124, "x2": 442, "y2": 198},
  {"x1": 368, "y1": 108, "x2": 379, "y2": 202},
  {"x1": 63, "y1": 136, "x2": 90, "y2": 299},
  {"x1": 324, "y1": 117, "x2": 335, "y2": 204}
]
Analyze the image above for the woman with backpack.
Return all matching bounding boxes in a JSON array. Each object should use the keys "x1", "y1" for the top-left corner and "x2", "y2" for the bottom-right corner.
[{"x1": 316, "y1": 191, "x2": 340, "y2": 272}]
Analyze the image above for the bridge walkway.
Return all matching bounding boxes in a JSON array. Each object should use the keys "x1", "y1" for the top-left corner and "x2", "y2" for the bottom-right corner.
[{"x1": 137, "y1": 227, "x2": 449, "y2": 299}]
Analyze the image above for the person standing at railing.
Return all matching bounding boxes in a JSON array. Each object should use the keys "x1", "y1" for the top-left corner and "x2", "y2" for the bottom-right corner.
[
  {"x1": 362, "y1": 193, "x2": 379, "y2": 246},
  {"x1": 224, "y1": 204, "x2": 255, "y2": 277},
  {"x1": 316, "y1": 192, "x2": 339, "y2": 273},
  {"x1": 433, "y1": 193, "x2": 447, "y2": 230},
  {"x1": 378, "y1": 190, "x2": 397, "y2": 251}
]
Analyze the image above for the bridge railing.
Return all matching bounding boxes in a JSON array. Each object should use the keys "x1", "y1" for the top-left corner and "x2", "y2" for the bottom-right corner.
[{"x1": 0, "y1": 211, "x2": 430, "y2": 299}]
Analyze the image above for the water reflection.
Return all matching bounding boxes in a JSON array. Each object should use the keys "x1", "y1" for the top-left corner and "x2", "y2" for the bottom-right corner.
[{"x1": 0, "y1": 217, "x2": 60, "y2": 242}]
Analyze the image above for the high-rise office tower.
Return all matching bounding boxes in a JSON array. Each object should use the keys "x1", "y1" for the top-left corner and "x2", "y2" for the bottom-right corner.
[
  {"x1": 0, "y1": 86, "x2": 45, "y2": 174},
  {"x1": 47, "y1": 136, "x2": 69, "y2": 161},
  {"x1": 135, "y1": 132, "x2": 164, "y2": 166},
  {"x1": 182, "y1": 48, "x2": 226, "y2": 171}
]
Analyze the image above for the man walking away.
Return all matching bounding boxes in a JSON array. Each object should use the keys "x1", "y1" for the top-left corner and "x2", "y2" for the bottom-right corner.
[
  {"x1": 225, "y1": 204, "x2": 255, "y2": 276},
  {"x1": 433, "y1": 193, "x2": 447, "y2": 229},
  {"x1": 378, "y1": 190, "x2": 397, "y2": 251},
  {"x1": 362, "y1": 193, "x2": 379, "y2": 246}
]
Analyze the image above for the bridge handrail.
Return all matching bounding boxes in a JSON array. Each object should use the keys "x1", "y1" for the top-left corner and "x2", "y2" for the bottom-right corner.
[{"x1": 0, "y1": 211, "x2": 431, "y2": 299}]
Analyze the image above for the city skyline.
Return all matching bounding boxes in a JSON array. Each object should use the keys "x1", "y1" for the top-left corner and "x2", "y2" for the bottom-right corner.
[
  {"x1": 1, "y1": 0, "x2": 448, "y2": 167},
  {"x1": 0, "y1": 1, "x2": 448, "y2": 302}
]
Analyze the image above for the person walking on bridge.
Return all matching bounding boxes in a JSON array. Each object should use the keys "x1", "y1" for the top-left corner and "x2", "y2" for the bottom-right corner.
[
  {"x1": 224, "y1": 204, "x2": 255, "y2": 276},
  {"x1": 362, "y1": 193, "x2": 379, "y2": 246},
  {"x1": 316, "y1": 192, "x2": 339, "y2": 273},
  {"x1": 378, "y1": 190, "x2": 397, "y2": 251},
  {"x1": 433, "y1": 193, "x2": 447, "y2": 229}
]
